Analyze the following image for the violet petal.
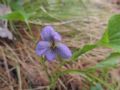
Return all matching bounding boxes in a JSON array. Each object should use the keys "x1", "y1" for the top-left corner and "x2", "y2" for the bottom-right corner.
[
  {"x1": 41, "y1": 25, "x2": 55, "y2": 41},
  {"x1": 56, "y1": 43, "x2": 72, "y2": 59},
  {"x1": 35, "y1": 41, "x2": 50, "y2": 56},
  {"x1": 52, "y1": 32, "x2": 61, "y2": 41},
  {"x1": 45, "y1": 49, "x2": 56, "y2": 61}
]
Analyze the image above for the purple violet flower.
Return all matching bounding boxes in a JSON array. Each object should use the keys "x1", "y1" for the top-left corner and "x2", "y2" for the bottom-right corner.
[{"x1": 35, "y1": 25, "x2": 72, "y2": 61}]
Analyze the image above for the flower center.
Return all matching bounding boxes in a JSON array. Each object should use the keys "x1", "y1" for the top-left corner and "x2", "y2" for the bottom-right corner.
[{"x1": 51, "y1": 41, "x2": 56, "y2": 49}]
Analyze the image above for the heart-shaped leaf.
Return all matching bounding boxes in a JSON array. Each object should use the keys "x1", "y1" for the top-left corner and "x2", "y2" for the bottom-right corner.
[{"x1": 100, "y1": 14, "x2": 120, "y2": 51}]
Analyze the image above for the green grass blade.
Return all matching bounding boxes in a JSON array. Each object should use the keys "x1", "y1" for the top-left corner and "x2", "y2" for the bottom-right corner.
[{"x1": 72, "y1": 44, "x2": 97, "y2": 61}]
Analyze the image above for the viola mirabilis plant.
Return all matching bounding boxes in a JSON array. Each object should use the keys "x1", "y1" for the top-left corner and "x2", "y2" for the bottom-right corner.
[{"x1": 35, "y1": 25, "x2": 72, "y2": 61}]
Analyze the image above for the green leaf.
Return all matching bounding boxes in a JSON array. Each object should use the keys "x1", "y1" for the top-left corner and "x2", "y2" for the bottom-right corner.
[
  {"x1": 72, "y1": 44, "x2": 97, "y2": 61},
  {"x1": 0, "y1": 10, "x2": 29, "y2": 21},
  {"x1": 95, "y1": 52, "x2": 120, "y2": 68},
  {"x1": 108, "y1": 14, "x2": 120, "y2": 51},
  {"x1": 90, "y1": 83, "x2": 103, "y2": 90},
  {"x1": 83, "y1": 52, "x2": 120, "y2": 74},
  {"x1": 8, "y1": 0, "x2": 24, "y2": 11},
  {"x1": 100, "y1": 14, "x2": 120, "y2": 51},
  {"x1": 99, "y1": 29, "x2": 109, "y2": 46}
]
